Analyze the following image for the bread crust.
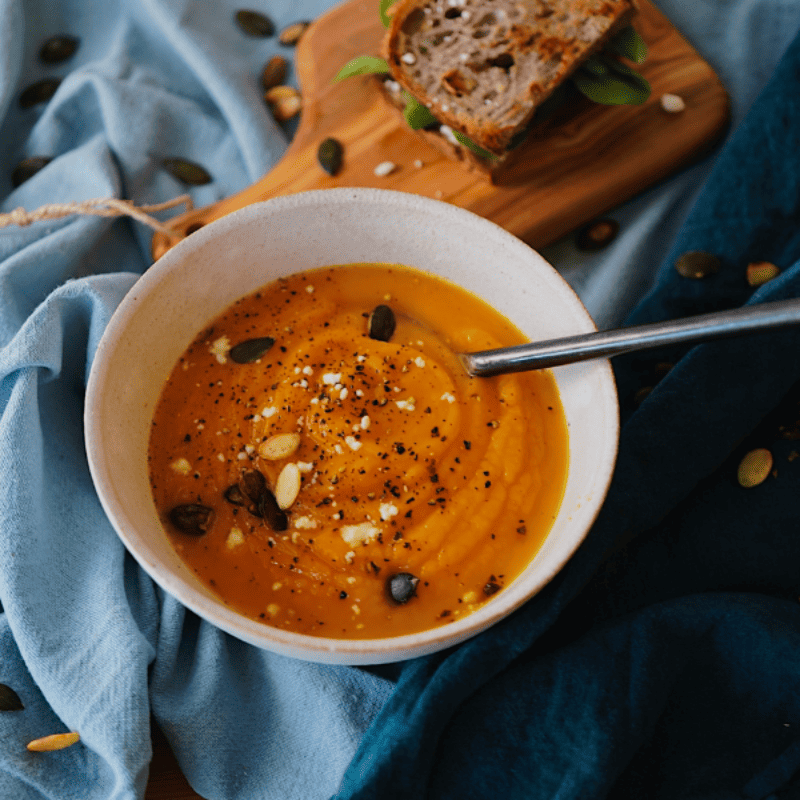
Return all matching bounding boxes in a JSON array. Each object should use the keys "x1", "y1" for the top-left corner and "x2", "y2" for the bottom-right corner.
[{"x1": 382, "y1": 0, "x2": 637, "y2": 154}]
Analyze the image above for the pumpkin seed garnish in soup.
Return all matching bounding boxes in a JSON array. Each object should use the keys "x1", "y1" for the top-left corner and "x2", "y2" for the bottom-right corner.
[
  {"x1": 39, "y1": 34, "x2": 79, "y2": 63},
  {"x1": 0, "y1": 684, "x2": 24, "y2": 712},
  {"x1": 368, "y1": 304, "x2": 396, "y2": 341},
  {"x1": 235, "y1": 9, "x2": 275, "y2": 37},
  {"x1": 19, "y1": 78, "x2": 61, "y2": 109},
  {"x1": 162, "y1": 157, "x2": 212, "y2": 186},
  {"x1": 11, "y1": 156, "x2": 52, "y2": 188},
  {"x1": 317, "y1": 137, "x2": 343, "y2": 176},
  {"x1": 257, "y1": 487, "x2": 289, "y2": 531},
  {"x1": 169, "y1": 504, "x2": 214, "y2": 536},
  {"x1": 224, "y1": 483, "x2": 247, "y2": 506},
  {"x1": 387, "y1": 572, "x2": 419, "y2": 604},
  {"x1": 229, "y1": 336, "x2": 275, "y2": 364},
  {"x1": 674, "y1": 251, "x2": 721, "y2": 279}
]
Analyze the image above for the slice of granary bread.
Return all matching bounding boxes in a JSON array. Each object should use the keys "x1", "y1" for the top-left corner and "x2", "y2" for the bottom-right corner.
[{"x1": 382, "y1": 0, "x2": 638, "y2": 155}]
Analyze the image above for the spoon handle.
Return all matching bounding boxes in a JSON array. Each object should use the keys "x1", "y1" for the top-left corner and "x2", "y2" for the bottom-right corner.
[{"x1": 462, "y1": 297, "x2": 800, "y2": 377}]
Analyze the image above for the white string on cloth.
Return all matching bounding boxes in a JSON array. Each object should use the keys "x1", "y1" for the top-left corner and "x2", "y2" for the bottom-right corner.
[{"x1": 0, "y1": 195, "x2": 193, "y2": 236}]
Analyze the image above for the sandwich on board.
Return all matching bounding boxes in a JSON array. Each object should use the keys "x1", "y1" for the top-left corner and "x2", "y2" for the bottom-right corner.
[{"x1": 336, "y1": 0, "x2": 650, "y2": 177}]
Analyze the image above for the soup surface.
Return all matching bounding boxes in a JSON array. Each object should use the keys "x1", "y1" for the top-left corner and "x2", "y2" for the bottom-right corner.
[{"x1": 148, "y1": 263, "x2": 568, "y2": 639}]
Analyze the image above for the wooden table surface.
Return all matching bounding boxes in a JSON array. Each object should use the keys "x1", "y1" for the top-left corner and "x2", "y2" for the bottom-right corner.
[{"x1": 146, "y1": 723, "x2": 204, "y2": 800}]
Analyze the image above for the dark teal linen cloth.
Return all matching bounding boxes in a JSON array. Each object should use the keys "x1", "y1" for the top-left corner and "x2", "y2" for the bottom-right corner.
[{"x1": 335, "y1": 24, "x2": 800, "y2": 800}]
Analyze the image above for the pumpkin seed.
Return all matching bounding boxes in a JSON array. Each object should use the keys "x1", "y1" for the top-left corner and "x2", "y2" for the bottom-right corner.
[
  {"x1": 674, "y1": 251, "x2": 721, "y2": 279},
  {"x1": 19, "y1": 78, "x2": 61, "y2": 109},
  {"x1": 168, "y1": 504, "x2": 214, "y2": 536},
  {"x1": 0, "y1": 684, "x2": 24, "y2": 712},
  {"x1": 241, "y1": 469, "x2": 267, "y2": 503},
  {"x1": 223, "y1": 484, "x2": 247, "y2": 506},
  {"x1": 259, "y1": 432, "x2": 301, "y2": 460},
  {"x1": 386, "y1": 572, "x2": 419, "y2": 604},
  {"x1": 261, "y1": 55, "x2": 288, "y2": 91},
  {"x1": 26, "y1": 732, "x2": 80, "y2": 752},
  {"x1": 576, "y1": 218, "x2": 619, "y2": 251},
  {"x1": 279, "y1": 21, "x2": 310, "y2": 46},
  {"x1": 258, "y1": 487, "x2": 289, "y2": 531},
  {"x1": 317, "y1": 137, "x2": 343, "y2": 176},
  {"x1": 746, "y1": 261, "x2": 780, "y2": 287},
  {"x1": 39, "y1": 34, "x2": 79, "y2": 63},
  {"x1": 235, "y1": 9, "x2": 275, "y2": 37},
  {"x1": 737, "y1": 448, "x2": 773, "y2": 488},
  {"x1": 229, "y1": 336, "x2": 275, "y2": 363},
  {"x1": 368, "y1": 304, "x2": 396, "y2": 341},
  {"x1": 11, "y1": 156, "x2": 52, "y2": 188},
  {"x1": 162, "y1": 157, "x2": 212, "y2": 185},
  {"x1": 275, "y1": 462, "x2": 301, "y2": 509},
  {"x1": 265, "y1": 85, "x2": 302, "y2": 121}
]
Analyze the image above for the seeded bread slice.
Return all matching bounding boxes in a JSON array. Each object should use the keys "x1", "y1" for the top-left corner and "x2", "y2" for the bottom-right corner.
[{"x1": 382, "y1": 0, "x2": 637, "y2": 155}]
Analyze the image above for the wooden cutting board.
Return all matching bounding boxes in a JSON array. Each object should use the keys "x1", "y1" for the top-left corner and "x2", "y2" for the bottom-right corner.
[{"x1": 151, "y1": 0, "x2": 730, "y2": 260}]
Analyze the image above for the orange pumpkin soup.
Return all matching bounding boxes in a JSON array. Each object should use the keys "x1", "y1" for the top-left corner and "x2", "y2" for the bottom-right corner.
[{"x1": 148, "y1": 263, "x2": 568, "y2": 639}]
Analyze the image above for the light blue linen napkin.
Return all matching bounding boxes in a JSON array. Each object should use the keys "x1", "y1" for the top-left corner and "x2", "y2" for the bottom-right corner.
[{"x1": 1, "y1": 1, "x2": 799, "y2": 799}]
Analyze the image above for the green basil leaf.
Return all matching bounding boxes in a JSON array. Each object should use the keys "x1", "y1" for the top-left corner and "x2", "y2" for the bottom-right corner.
[
  {"x1": 451, "y1": 130, "x2": 498, "y2": 161},
  {"x1": 402, "y1": 93, "x2": 438, "y2": 129},
  {"x1": 571, "y1": 60, "x2": 651, "y2": 106},
  {"x1": 581, "y1": 55, "x2": 608, "y2": 76},
  {"x1": 379, "y1": 0, "x2": 395, "y2": 28},
  {"x1": 333, "y1": 55, "x2": 390, "y2": 82},
  {"x1": 607, "y1": 25, "x2": 648, "y2": 64}
]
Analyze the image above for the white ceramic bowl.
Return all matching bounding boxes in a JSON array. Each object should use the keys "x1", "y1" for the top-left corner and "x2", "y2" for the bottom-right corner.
[{"x1": 85, "y1": 188, "x2": 618, "y2": 665}]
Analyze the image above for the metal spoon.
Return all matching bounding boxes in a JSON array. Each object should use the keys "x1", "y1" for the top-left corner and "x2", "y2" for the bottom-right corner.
[{"x1": 461, "y1": 297, "x2": 800, "y2": 377}]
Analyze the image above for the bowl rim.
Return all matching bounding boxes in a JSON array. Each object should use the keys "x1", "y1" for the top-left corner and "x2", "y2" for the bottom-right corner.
[{"x1": 85, "y1": 187, "x2": 620, "y2": 664}]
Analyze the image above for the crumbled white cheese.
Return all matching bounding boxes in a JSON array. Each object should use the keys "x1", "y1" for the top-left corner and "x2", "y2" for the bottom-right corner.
[
  {"x1": 345, "y1": 435, "x2": 362, "y2": 451},
  {"x1": 322, "y1": 372, "x2": 342, "y2": 385},
  {"x1": 395, "y1": 398, "x2": 416, "y2": 411},
  {"x1": 441, "y1": 392, "x2": 456, "y2": 403},
  {"x1": 360, "y1": 415, "x2": 371, "y2": 430},
  {"x1": 226, "y1": 527, "x2": 245, "y2": 549},
  {"x1": 296, "y1": 461, "x2": 315, "y2": 472},
  {"x1": 293, "y1": 516, "x2": 318, "y2": 529},
  {"x1": 374, "y1": 161, "x2": 396, "y2": 177},
  {"x1": 209, "y1": 336, "x2": 230, "y2": 364},
  {"x1": 401, "y1": 52, "x2": 416, "y2": 65},
  {"x1": 305, "y1": 285, "x2": 315, "y2": 293},
  {"x1": 170, "y1": 458, "x2": 192, "y2": 476},
  {"x1": 414, "y1": 356, "x2": 426, "y2": 368},
  {"x1": 302, "y1": 366, "x2": 313, "y2": 376},
  {"x1": 262, "y1": 406, "x2": 278, "y2": 418},
  {"x1": 340, "y1": 522, "x2": 381, "y2": 547},
  {"x1": 379, "y1": 502, "x2": 399, "y2": 521},
  {"x1": 413, "y1": 159, "x2": 424, "y2": 168}
]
